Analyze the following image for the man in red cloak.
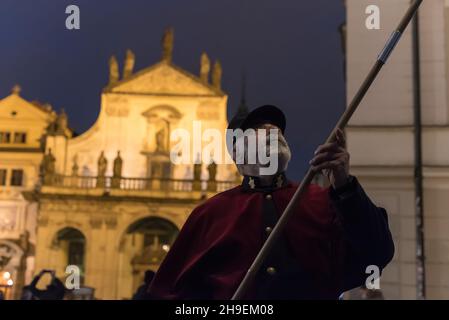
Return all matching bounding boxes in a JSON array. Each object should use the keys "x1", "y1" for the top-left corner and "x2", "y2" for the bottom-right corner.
[{"x1": 147, "y1": 105, "x2": 394, "y2": 300}]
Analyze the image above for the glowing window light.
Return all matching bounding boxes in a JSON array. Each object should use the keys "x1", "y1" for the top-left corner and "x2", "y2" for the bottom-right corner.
[{"x1": 2, "y1": 271, "x2": 11, "y2": 280}]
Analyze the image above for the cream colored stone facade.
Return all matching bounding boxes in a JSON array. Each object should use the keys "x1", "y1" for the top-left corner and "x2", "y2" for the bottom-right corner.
[
  {"x1": 32, "y1": 32, "x2": 237, "y2": 299},
  {"x1": 0, "y1": 88, "x2": 57, "y2": 299},
  {"x1": 1, "y1": 30, "x2": 237, "y2": 299},
  {"x1": 346, "y1": 0, "x2": 449, "y2": 299}
]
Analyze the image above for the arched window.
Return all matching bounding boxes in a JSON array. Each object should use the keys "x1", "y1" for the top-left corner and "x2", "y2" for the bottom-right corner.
[
  {"x1": 55, "y1": 228, "x2": 86, "y2": 283},
  {"x1": 126, "y1": 217, "x2": 179, "y2": 265}
]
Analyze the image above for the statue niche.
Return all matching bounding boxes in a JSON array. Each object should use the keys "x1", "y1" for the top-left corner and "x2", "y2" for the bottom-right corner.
[
  {"x1": 155, "y1": 122, "x2": 169, "y2": 153},
  {"x1": 141, "y1": 105, "x2": 182, "y2": 183}
]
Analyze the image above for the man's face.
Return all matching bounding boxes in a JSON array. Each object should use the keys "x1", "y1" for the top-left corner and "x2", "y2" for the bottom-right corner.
[
  {"x1": 254, "y1": 123, "x2": 281, "y2": 142},
  {"x1": 233, "y1": 122, "x2": 291, "y2": 176}
]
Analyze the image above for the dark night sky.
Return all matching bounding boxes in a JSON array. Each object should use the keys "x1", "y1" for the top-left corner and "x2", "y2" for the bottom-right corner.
[{"x1": 0, "y1": 0, "x2": 346, "y2": 180}]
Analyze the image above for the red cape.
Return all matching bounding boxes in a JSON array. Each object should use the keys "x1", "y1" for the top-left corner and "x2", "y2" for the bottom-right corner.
[{"x1": 147, "y1": 182, "x2": 346, "y2": 299}]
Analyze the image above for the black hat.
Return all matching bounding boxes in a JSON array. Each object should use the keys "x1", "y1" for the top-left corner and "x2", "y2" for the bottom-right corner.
[
  {"x1": 226, "y1": 104, "x2": 286, "y2": 156},
  {"x1": 227, "y1": 104, "x2": 286, "y2": 134}
]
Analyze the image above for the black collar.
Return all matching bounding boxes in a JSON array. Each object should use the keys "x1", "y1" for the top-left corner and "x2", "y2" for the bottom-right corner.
[{"x1": 241, "y1": 172, "x2": 289, "y2": 192}]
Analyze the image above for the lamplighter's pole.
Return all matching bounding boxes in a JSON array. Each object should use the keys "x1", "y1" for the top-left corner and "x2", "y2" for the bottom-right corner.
[
  {"x1": 232, "y1": 0, "x2": 425, "y2": 300},
  {"x1": 411, "y1": 2, "x2": 426, "y2": 300}
]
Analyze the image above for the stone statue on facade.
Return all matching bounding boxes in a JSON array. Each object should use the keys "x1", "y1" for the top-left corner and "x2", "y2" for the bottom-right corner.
[
  {"x1": 42, "y1": 149, "x2": 56, "y2": 185},
  {"x1": 112, "y1": 151, "x2": 123, "y2": 188},
  {"x1": 71, "y1": 155, "x2": 79, "y2": 177},
  {"x1": 193, "y1": 154, "x2": 202, "y2": 191},
  {"x1": 122, "y1": 49, "x2": 135, "y2": 79},
  {"x1": 161, "y1": 27, "x2": 174, "y2": 63},
  {"x1": 97, "y1": 151, "x2": 108, "y2": 188},
  {"x1": 109, "y1": 55, "x2": 120, "y2": 85},
  {"x1": 56, "y1": 109, "x2": 68, "y2": 135},
  {"x1": 207, "y1": 159, "x2": 217, "y2": 192},
  {"x1": 70, "y1": 155, "x2": 79, "y2": 187},
  {"x1": 212, "y1": 60, "x2": 222, "y2": 90},
  {"x1": 98, "y1": 151, "x2": 107, "y2": 177},
  {"x1": 155, "y1": 127, "x2": 167, "y2": 153},
  {"x1": 113, "y1": 151, "x2": 123, "y2": 177},
  {"x1": 200, "y1": 52, "x2": 210, "y2": 83}
]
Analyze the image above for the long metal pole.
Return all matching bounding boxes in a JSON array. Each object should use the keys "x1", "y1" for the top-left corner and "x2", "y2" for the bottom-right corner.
[
  {"x1": 232, "y1": 0, "x2": 425, "y2": 300},
  {"x1": 411, "y1": 3, "x2": 426, "y2": 300}
]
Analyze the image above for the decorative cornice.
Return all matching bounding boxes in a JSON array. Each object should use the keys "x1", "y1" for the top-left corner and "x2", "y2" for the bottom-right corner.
[
  {"x1": 36, "y1": 192, "x2": 203, "y2": 205},
  {"x1": 0, "y1": 147, "x2": 43, "y2": 153}
]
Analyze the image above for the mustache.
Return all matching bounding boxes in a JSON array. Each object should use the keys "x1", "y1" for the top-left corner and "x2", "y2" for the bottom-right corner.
[
  {"x1": 232, "y1": 132, "x2": 290, "y2": 164},
  {"x1": 261, "y1": 135, "x2": 289, "y2": 155},
  {"x1": 236, "y1": 139, "x2": 291, "y2": 176},
  {"x1": 244, "y1": 136, "x2": 291, "y2": 163}
]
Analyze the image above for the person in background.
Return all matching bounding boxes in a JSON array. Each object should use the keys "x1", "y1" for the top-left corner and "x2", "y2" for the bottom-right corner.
[
  {"x1": 22, "y1": 269, "x2": 66, "y2": 300},
  {"x1": 20, "y1": 285, "x2": 35, "y2": 300},
  {"x1": 132, "y1": 270, "x2": 155, "y2": 300}
]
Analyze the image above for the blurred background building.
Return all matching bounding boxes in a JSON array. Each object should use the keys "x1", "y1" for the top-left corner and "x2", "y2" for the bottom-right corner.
[
  {"x1": 0, "y1": 86, "x2": 59, "y2": 299},
  {"x1": 346, "y1": 0, "x2": 449, "y2": 299},
  {"x1": 0, "y1": 29, "x2": 237, "y2": 299}
]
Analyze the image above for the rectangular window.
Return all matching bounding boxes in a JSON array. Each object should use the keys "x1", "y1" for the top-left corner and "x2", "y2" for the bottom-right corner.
[
  {"x1": 0, "y1": 132, "x2": 11, "y2": 143},
  {"x1": 0, "y1": 169, "x2": 6, "y2": 186},
  {"x1": 10, "y1": 169, "x2": 23, "y2": 186},
  {"x1": 13, "y1": 132, "x2": 27, "y2": 144}
]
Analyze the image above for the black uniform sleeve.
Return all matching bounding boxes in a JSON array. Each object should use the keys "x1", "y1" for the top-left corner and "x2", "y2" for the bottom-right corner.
[{"x1": 329, "y1": 176, "x2": 395, "y2": 292}]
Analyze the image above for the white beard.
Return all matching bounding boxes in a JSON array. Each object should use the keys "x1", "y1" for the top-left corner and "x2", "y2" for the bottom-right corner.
[{"x1": 236, "y1": 134, "x2": 292, "y2": 177}]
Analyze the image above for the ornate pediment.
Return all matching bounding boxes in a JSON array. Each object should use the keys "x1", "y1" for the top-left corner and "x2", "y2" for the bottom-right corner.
[{"x1": 107, "y1": 62, "x2": 222, "y2": 96}]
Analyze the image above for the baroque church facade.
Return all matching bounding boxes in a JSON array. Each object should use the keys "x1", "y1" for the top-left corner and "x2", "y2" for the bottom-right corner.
[{"x1": 0, "y1": 28, "x2": 237, "y2": 299}]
